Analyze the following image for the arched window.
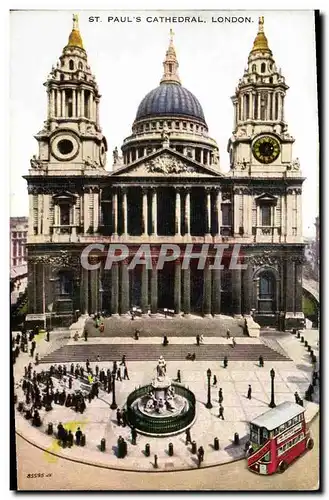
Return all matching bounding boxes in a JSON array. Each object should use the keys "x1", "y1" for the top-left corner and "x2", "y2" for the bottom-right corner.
[
  {"x1": 258, "y1": 271, "x2": 276, "y2": 313},
  {"x1": 269, "y1": 77, "x2": 273, "y2": 84},
  {"x1": 252, "y1": 64, "x2": 256, "y2": 72},
  {"x1": 261, "y1": 62, "x2": 266, "y2": 73},
  {"x1": 58, "y1": 270, "x2": 73, "y2": 295},
  {"x1": 69, "y1": 60, "x2": 74, "y2": 70},
  {"x1": 60, "y1": 74, "x2": 64, "y2": 81},
  {"x1": 78, "y1": 61, "x2": 83, "y2": 70}
]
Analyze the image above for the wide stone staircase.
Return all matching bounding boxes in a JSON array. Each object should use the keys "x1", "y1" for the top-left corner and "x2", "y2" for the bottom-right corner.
[
  {"x1": 85, "y1": 315, "x2": 245, "y2": 338},
  {"x1": 40, "y1": 342, "x2": 291, "y2": 364}
]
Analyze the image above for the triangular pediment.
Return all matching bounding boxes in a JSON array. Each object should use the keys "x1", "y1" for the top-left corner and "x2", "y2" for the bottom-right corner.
[
  {"x1": 255, "y1": 192, "x2": 278, "y2": 204},
  {"x1": 111, "y1": 148, "x2": 223, "y2": 178}
]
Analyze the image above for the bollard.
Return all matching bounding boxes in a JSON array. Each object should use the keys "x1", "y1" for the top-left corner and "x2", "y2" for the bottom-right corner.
[
  {"x1": 168, "y1": 442, "x2": 174, "y2": 456},
  {"x1": 145, "y1": 443, "x2": 150, "y2": 457},
  {"x1": 301, "y1": 336, "x2": 304, "y2": 343},
  {"x1": 297, "y1": 331, "x2": 300, "y2": 339},
  {"x1": 308, "y1": 345, "x2": 312, "y2": 352},
  {"x1": 154, "y1": 454, "x2": 158, "y2": 468},
  {"x1": 191, "y1": 441, "x2": 197, "y2": 454},
  {"x1": 214, "y1": 437, "x2": 219, "y2": 450},
  {"x1": 100, "y1": 438, "x2": 106, "y2": 452},
  {"x1": 234, "y1": 432, "x2": 240, "y2": 445},
  {"x1": 298, "y1": 398, "x2": 304, "y2": 407},
  {"x1": 81, "y1": 434, "x2": 86, "y2": 447},
  {"x1": 47, "y1": 422, "x2": 53, "y2": 435},
  {"x1": 292, "y1": 328, "x2": 296, "y2": 335},
  {"x1": 304, "y1": 341, "x2": 308, "y2": 348},
  {"x1": 312, "y1": 355, "x2": 317, "y2": 365},
  {"x1": 310, "y1": 349, "x2": 314, "y2": 357}
]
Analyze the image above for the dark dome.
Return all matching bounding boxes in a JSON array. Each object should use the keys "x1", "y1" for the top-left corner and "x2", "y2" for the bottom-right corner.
[{"x1": 135, "y1": 83, "x2": 206, "y2": 125}]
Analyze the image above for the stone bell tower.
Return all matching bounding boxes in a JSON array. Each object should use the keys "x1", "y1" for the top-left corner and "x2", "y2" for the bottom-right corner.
[{"x1": 228, "y1": 16, "x2": 300, "y2": 178}]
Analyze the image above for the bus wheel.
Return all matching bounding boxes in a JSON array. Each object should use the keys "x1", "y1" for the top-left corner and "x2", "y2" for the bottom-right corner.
[
  {"x1": 306, "y1": 438, "x2": 314, "y2": 450},
  {"x1": 278, "y1": 461, "x2": 288, "y2": 473}
]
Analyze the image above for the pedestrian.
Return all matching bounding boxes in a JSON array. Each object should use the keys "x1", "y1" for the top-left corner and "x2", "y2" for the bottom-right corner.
[
  {"x1": 116, "y1": 408, "x2": 122, "y2": 426},
  {"x1": 117, "y1": 435, "x2": 124, "y2": 458},
  {"x1": 259, "y1": 355, "x2": 264, "y2": 367},
  {"x1": 232, "y1": 337, "x2": 236, "y2": 348},
  {"x1": 200, "y1": 334, "x2": 204, "y2": 344},
  {"x1": 223, "y1": 355, "x2": 228, "y2": 368},
  {"x1": 226, "y1": 329, "x2": 231, "y2": 340},
  {"x1": 123, "y1": 366, "x2": 129, "y2": 380},
  {"x1": 191, "y1": 353, "x2": 196, "y2": 361},
  {"x1": 294, "y1": 391, "x2": 300, "y2": 404},
  {"x1": 112, "y1": 361, "x2": 117, "y2": 374},
  {"x1": 213, "y1": 375, "x2": 217, "y2": 386},
  {"x1": 96, "y1": 355, "x2": 100, "y2": 363},
  {"x1": 122, "y1": 408, "x2": 127, "y2": 427},
  {"x1": 84, "y1": 329, "x2": 88, "y2": 342},
  {"x1": 177, "y1": 369, "x2": 181, "y2": 383},
  {"x1": 247, "y1": 384, "x2": 252, "y2": 400},
  {"x1": 35, "y1": 353, "x2": 39, "y2": 365},
  {"x1": 131, "y1": 426, "x2": 137, "y2": 445},
  {"x1": 185, "y1": 428, "x2": 192, "y2": 445},
  {"x1": 95, "y1": 365, "x2": 99, "y2": 378},
  {"x1": 244, "y1": 440, "x2": 251, "y2": 453},
  {"x1": 218, "y1": 388, "x2": 223, "y2": 404},
  {"x1": 219, "y1": 404, "x2": 224, "y2": 420},
  {"x1": 67, "y1": 430, "x2": 74, "y2": 447},
  {"x1": 134, "y1": 329, "x2": 140, "y2": 340},
  {"x1": 196, "y1": 334, "x2": 200, "y2": 346},
  {"x1": 116, "y1": 367, "x2": 122, "y2": 381},
  {"x1": 197, "y1": 446, "x2": 204, "y2": 467},
  {"x1": 163, "y1": 335, "x2": 169, "y2": 346},
  {"x1": 86, "y1": 359, "x2": 90, "y2": 372},
  {"x1": 120, "y1": 355, "x2": 126, "y2": 366},
  {"x1": 75, "y1": 427, "x2": 82, "y2": 446},
  {"x1": 46, "y1": 329, "x2": 50, "y2": 342}
]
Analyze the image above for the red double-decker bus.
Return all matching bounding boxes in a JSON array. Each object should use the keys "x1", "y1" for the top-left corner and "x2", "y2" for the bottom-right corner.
[{"x1": 247, "y1": 401, "x2": 314, "y2": 474}]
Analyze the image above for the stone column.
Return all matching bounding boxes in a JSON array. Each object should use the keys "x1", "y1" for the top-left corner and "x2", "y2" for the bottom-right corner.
[
  {"x1": 122, "y1": 188, "x2": 128, "y2": 236},
  {"x1": 296, "y1": 190, "x2": 302, "y2": 237},
  {"x1": 242, "y1": 263, "x2": 253, "y2": 314},
  {"x1": 47, "y1": 91, "x2": 51, "y2": 120},
  {"x1": 243, "y1": 190, "x2": 250, "y2": 235},
  {"x1": 233, "y1": 189, "x2": 240, "y2": 236},
  {"x1": 51, "y1": 89, "x2": 55, "y2": 117},
  {"x1": 120, "y1": 260, "x2": 130, "y2": 315},
  {"x1": 61, "y1": 89, "x2": 65, "y2": 117},
  {"x1": 215, "y1": 189, "x2": 222, "y2": 236},
  {"x1": 175, "y1": 188, "x2": 181, "y2": 236},
  {"x1": 93, "y1": 191, "x2": 99, "y2": 233},
  {"x1": 286, "y1": 189, "x2": 293, "y2": 239},
  {"x1": 142, "y1": 187, "x2": 148, "y2": 236},
  {"x1": 294, "y1": 259, "x2": 303, "y2": 313},
  {"x1": 56, "y1": 90, "x2": 61, "y2": 117},
  {"x1": 141, "y1": 265, "x2": 149, "y2": 315},
  {"x1": 37, "y1": 195, "x2": 43, "y2": 234},
  {"x1": 174, "y1": 260, "x2": 181, "y2": 315},
  {"x1": 183, "y1": 267, "x2": 191, "y2": 316},
  {"x1": 111, "y1": 263, "x2": 119, "y2": 315},
  {"x1": 90, "y1": 268, "x2": 98, "y2": 314},
  {"x1": 231, "y1": 268, "x2": 242, "y2": 316},
  {"x1": 151, "y1": 188, "x2": 157, "y2": 236},
  {"x1": 72, "y1": 89, "x2": 76, "y2": 118},
  {"x1": 205, "y1": 188, "x2": 212, "y2": 235},
  {"x1": 212, "y1": 268, "x2": 221, "y2": 316},
  {"x1": 77, "y1": 90, "x2": 81, "y2": 118},
  {"x1": 249, "y1": 91, "x2": 253, "y2": 119},
  {"x1": 81, "y1": 267, "x2": 89, "y2": 315},
  {"x1": 240, "y1": 95, "x2": 244, "y2": 121},
  {"x1": 96, "y1": 98, "x2": 100, "y2": 127},
  {"x1": 112, "y1": 189, "x2": 118, "y2": 236},
  {"x1": 42, "y1": 195, "x2": 50, "y2": 235},
  {"x1": 200, "y1": 149, "x2": 204, "y2": 164},
  {"x1": 202, "y1": 260, "x2": 212, "y2": 317},
  {"x1": 83, "y1": 189, "x2": 90, "y2": 233},
  {"x1": 184, "y1": 188, "x2": 191, "y2": 236},
  {"x1": 81, "y1": 89, "x2": 85, "y2": 117},
  {"x1": 150, "y1": 266, "x2": 158, "y2": 315},
  {"x1": 285, "y1": 259, "x2": 295, "y2": 312}
]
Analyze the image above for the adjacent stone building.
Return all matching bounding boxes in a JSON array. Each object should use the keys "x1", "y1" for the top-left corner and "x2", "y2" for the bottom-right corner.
[{"x1": 25, "y1": 15, "x2": 305, "y2": 330}]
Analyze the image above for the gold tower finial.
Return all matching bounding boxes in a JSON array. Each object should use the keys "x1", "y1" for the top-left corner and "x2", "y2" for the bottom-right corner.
[
  {"x1": 67, "y1": 13, "x2": 84, "y2": 49},
  {"x1": 160, "y1": 30, "x2": 181, "y2": 85},
  {"x1": 250, "y1": 16, "x2": 271, "y2": 54}
]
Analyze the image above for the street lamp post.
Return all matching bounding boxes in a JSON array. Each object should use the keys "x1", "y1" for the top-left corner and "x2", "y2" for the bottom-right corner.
[
  {"x1": 110, "y1": 372, "x2": 118, "y2": 410},
  {"x1": 206, "y1": 368, "x2": 213, "y2": 409},
  {"x1": 269, "y1": 368, "x2": 276, "y2": 408}
]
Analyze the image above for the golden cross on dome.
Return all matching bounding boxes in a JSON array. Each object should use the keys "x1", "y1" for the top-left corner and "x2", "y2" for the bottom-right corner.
[
  {"x1": 259, "y1": 16, "x2": 264, "y2": 32},
  {"x1": 73, "y1": 13, "x2": 79, "y2": 30}
]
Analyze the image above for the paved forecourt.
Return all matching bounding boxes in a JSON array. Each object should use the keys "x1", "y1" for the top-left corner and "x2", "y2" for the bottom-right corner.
[{"x1": 14, "y1": 328, "x2": 319, "y2": 472}]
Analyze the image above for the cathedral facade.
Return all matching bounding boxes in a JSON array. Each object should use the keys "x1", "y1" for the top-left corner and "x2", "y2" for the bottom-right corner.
[{"x1": 24, "y1": 16, "x2": 305, "y2": 330}]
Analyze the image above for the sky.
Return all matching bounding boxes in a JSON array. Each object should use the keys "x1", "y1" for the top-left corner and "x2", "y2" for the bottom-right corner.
[{"x1": 9, "y1": 9, "x2": 319, "y2": 236}]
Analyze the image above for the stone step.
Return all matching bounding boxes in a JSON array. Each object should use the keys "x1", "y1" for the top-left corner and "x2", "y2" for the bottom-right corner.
[{"x1": 40, "y1": 343, "x2": 290, "y2": 363}]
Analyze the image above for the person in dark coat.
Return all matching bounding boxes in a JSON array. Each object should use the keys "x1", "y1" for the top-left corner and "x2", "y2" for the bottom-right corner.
[
  {"x1": 116, "y1": 367, "x2": 122, "y2": 381},
  {"x1": 197, "y1": 446, "x2": 204, "y2": 467},
  {"x1": 163, "y1": 335, "x2": 169, "y2": 346},
  {"x1": 57, "y1": 423, "x2": 64, "y2": 440},
  {"x1": 196, "y1": 334, "x2": 200, "y2": 346},
  {"x1": 68, "y1": 377, "x2": 73, "y2": 389},
  {"x1": 75, "y1": 427, "x2": 82, "y2": 445},
  {"x1": 185, "y1": 428, "x2": 192, "y2": 445},
  {"x1": 84, "y1": 329, "x2": 88, "y2": 342},
  {"x1": 213, "y1": 375, "x2": 217, "y2": 386},
  {"x1": 62, "y1": 428, "x2": 68, "y2": 448},
  {"x1": 218, "y1": 404, "x2": 224, "y2": 420},
  {"x1": 70, "y1": 363, "x2": 74, "y2": 375},
  {"x1": 177, "y1": 370, "x2": 181, "y2": 383},
  {"x1": 218, "y1": 388, "x2": 223, "y2": 404},
  {"x1": 112, "y1": 361, "x2": 117, "y2": 375},
  {"x1": 131, "y1": 427, "x2": 137, "y2": 445},
  {"x1": 121, "y1": 408, "x2": 127, "y2": 427},
  {"x1": 67, "y1": 430, "x2": 74, "y2": 447},
  {"x1": 258, "y1": 355, "x2": 264, "y2": 367},
  {"x1": 46, "y1": 329, "x2": 50, "y2": 342},
  {"x1": 95, "y1": 365, "x2": 99, "y2": 378},
  {"x1": 123, "y1": 366, "x2": 129, "y2": 380},
  {"x1": 247, "y1": 385, "x2": 252, "y2": 400},
  {"x1": 120, "y1": 355, "x2": 126, "y2": 366},
  {"x1": 86, "y1": 359, "x2": 90, "y2": 372},
  {"x1": 223, "y1": 356, "x2": 228, "y2": 368},
  {"x1": 226, "y1": 329, "x2": 231, "y2": 339},
  {"x1": 294, "y1": 391, "x2": 300, "y2": 404},
  {"x1": 117, "y1": 436, "x2": 124, "y2": 458}
]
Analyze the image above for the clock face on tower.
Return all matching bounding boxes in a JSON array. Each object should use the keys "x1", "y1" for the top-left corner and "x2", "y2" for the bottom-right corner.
[{"x1": 252, "y1": 136, "x2": 280, "y2": 164}]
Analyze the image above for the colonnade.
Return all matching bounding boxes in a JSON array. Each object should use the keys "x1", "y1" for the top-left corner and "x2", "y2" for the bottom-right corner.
[{"x1": 47, "y1": 87, "x2": 99, "y2": 122}]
